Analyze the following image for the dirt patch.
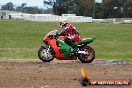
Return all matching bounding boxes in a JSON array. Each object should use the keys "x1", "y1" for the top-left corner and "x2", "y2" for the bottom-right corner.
[{"x1": 0, "y1": 61, "x2": 132, "y2": 88}]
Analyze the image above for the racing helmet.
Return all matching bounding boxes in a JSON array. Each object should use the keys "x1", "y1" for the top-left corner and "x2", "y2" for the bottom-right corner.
[{"x1": 59, "y1": 19, "x2": 68, "y2": 27}]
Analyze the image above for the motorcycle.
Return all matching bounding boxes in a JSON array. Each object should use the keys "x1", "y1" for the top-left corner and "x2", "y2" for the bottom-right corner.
[{"x1": 38, "y1": 30, "x2": 96, "y2": 63}]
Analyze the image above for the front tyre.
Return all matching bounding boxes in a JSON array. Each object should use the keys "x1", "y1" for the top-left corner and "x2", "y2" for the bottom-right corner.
[
  {"x1": 38, "y1": 46, "x2": 54, "y2": 62},
  {"x1": 78, "y1": 46, "x2": 95, "y2": 63}
]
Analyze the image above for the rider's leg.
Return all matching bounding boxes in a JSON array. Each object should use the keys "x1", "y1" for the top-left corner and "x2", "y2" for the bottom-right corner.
[{"x1": 64, "y1": 37, "x2": 78, "y2": 53}]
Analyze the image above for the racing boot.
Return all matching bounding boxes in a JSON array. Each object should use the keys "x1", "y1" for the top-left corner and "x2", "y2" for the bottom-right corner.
[
  {"x1": 64, "y1": 37, "x2": 78, "y2": 55},
  {"x1": 70, "y1": 43, "x2": 78, "y2": 53}
]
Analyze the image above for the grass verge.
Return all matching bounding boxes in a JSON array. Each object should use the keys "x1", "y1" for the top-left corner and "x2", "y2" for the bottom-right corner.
[{"x1": 0, "y1": 20, "x2": 132, "y2": 60}]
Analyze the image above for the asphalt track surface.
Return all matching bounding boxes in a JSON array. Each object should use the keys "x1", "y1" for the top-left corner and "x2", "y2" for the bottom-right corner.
[
  {"x1": 0, "y1": 59, "x2": 132, "y2": 88},
  {"x1": 1, "y1": 59, "x2": 132, "y2": 65}
]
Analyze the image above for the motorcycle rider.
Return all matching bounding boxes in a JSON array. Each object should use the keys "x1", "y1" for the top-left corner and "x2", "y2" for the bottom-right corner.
[{"x1": 58, "y1": 19, "x2": 81, "y2": 53}]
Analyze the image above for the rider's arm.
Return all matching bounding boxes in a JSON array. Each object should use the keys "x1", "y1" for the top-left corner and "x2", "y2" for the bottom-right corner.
[
  {"x1": 59, "y1": 28, "x2": 67, "y2": 36},
  {"x1": 73, "y1": 27, "x2": 79, "y2": 35}
]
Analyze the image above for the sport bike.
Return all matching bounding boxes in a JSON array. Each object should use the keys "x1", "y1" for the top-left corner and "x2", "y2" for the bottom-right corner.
[{"x1": 38, "y1": 30, "x2": 96, "y2": 63}]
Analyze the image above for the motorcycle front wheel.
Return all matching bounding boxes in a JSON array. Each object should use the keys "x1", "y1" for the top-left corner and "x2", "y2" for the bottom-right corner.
[
  {"x1": 78, "y1": 46, "x2": 95, "y2": 63},
  {"x1": 38, "y1": 46, "x2": 55, "y2": 62}
]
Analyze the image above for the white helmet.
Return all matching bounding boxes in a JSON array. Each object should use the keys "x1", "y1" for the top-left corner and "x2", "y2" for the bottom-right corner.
[{"x1": 59, "y1": 19, "x2": 68, "y2": 27}]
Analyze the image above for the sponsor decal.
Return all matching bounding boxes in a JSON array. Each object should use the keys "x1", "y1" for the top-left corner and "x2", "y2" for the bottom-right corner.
[{"x1": 80, "y1": 68, "x2": 131, "y2": 86}]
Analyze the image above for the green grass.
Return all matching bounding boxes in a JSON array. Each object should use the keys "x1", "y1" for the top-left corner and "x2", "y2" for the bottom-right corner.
[{"x1": 0, "y1": 20, "x2": 132, "y2": 60}]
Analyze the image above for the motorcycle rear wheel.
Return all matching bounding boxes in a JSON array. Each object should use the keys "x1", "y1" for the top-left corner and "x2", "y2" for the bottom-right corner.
[
  {"x1": 78, "y1": 46, "x2": 95, "y2": 63},
  {"x1": 38, "y1": 46, "x2": 55, "y2": 62}
]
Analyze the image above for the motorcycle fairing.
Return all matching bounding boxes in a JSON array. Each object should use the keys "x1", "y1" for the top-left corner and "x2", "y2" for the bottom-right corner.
[
  {"x1": 56, "y1": 40, "x2": 71, "y2": 57},
  {"x1": 47, "y1": 39, "x2": 64, "y2": 59},
  {"x1": 77, "y1": 38, "x2": 96, "y2": 45}
]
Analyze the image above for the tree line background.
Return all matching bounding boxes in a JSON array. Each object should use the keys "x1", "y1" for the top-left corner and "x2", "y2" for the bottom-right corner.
[{"x1": 1, "y1": 0, "x2": 132, "y2": 18}]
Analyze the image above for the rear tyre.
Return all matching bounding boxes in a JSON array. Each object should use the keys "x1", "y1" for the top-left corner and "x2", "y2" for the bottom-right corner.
[
  {"x1": 78, "y1": 46, "x2": 95, "y2": 63},
  {"x1": 38, "y1": 46, "x2": 55, "y2": 62}
]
